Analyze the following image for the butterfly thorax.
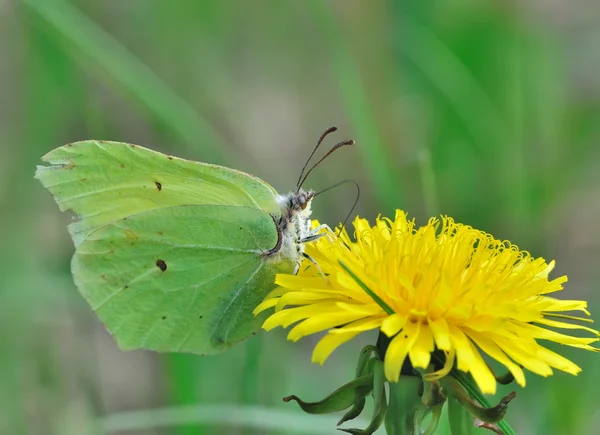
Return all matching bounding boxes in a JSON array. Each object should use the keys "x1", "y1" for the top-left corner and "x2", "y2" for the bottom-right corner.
[{"x1": 266, "y1": 189, "x2": 314, "y2": 272}]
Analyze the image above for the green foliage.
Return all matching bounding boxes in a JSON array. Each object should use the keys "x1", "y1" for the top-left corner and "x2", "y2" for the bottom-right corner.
[
  {"x1": 2, "y1": 0, "x2": 598, "y2": 434},
  {"x1": 447, "y1": 396, "x2": 474, "y2": 435}
]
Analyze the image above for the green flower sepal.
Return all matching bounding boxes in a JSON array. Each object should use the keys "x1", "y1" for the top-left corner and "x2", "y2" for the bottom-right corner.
[
  {"x1": 440, "y1": 376, "x2": 516, "y2": 435},
  {"x1": 283, "y1": 344, "x2": 517, "y2": 435},
  {"x1": 283, "y1": 345, "x2": 389, "y2": 434}
]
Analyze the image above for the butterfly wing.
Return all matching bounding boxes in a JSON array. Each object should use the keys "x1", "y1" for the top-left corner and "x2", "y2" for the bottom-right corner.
[
  {"x1": 72, "y1": 204, "x2": 293, "y2": 354},
  {"x1": 36, "y1": 142, "x2": 290, "y2": 354},
  {"x1": 35, "y1": 141, "x2": 280, "y2": 245}
]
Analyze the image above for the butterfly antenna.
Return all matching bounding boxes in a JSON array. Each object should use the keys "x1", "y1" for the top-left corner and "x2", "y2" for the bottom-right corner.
[
  {"x1": 296, "y1": 126, "x2": 338, "y2": 192},
  {"x1": 297, "y1": 139, "x2": 355, "y2": 191},
  {"x1": 314, "y1": 179, "x2": 360, "y2": 235}
]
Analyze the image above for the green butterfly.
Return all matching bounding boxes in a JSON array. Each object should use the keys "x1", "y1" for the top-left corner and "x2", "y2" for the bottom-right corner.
[{"x1": 36, "y1": 128, "x2": 353, "y2": 355}]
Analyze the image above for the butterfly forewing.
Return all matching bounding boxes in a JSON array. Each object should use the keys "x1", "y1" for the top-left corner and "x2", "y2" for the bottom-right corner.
[{"x1": 35, "y1": 141, "x2": 280, "y2": 245}]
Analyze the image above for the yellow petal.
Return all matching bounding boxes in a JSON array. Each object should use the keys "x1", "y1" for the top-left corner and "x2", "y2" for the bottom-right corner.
[
  {"x1": 328, "y1": 316, "x2": 386, "y2": 334},
  {"x1": 463, "y1": 339, "x2": 497, "y2": 394},
  {"x1": 490, "y1": 334, "x2": 553, "y2": 377},
  {"x1": 424, "y1": 348, "x2": 455, "y2": 381},
  {"x1": 275, "y1": 275, "x2": 329, "y2": 290},
  {"x1": 335, "y1": 302, "x2": 383, "y2": 316},
  {"x1": 429, "y1": 317, "x2": 451, "y2": 351},
  {"x1": 534, "y1": 317, "x2": 599, "y2": 336},
  {"x1": 312, "y1": 330, "x2": 362, "y2": 364},
  {"x1": 463, "y1": 314, "x2": 506, "y2": 332},
  {"x1": 536, "y1": 346, "x2": 582, "y2": 375},
  {"x1": 536, "y1": 260, "x2": 555, "y2": 278},
  {"x1": 253, "y1": 297, "x2": 278, "y2": 316},
  {"x1": 381, "y1": 313, "x2": 408, "y2": 337},
  {"x1": 519, "y1": 322, "x2": 598, "y2": 346},
  {"x1": 384, "y1": 320, "x2": 420, "y2": 382},
  {"x1": 544, "y1": 312, "x2": 595, "y2": 324},
  {"x1": 448, "y1": 325, "x2": 475, "y2": 372},
  {"x1": 534, "y1": 297, "x2": 589, "y2": 314},
  {"x1": 568, "y1": 343, "x2": 600, "y2": 352},
  {"x1": 287, "y1": 311, "x2": 367, "y2": 341},
  {"x1": 409, "y1": 324, "x2": 434, "y2": 369},
  {"x1": 463, "y1": 328, "x2": 526, "y2": 387},
  {"x1": 262, "y1": 303, "x2": 338, "y2": 330},
  {"x1": 275, "y1": 292, "x2": 341, "y2": 311}
]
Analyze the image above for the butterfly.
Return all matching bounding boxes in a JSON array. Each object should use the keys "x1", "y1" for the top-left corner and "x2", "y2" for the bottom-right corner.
[{"x1": 35, "y1": 127, "x2": 353, "y2": 355}]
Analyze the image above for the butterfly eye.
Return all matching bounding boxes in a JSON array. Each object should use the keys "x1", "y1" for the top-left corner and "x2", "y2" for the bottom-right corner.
[{"x1": 298, "y1": 195, "x2": 307, "y2": 210}]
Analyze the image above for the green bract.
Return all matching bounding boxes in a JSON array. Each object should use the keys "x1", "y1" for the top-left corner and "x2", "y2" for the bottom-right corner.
[{"x1": 283, "y1": 343, "x2": 518, "y2": 435}]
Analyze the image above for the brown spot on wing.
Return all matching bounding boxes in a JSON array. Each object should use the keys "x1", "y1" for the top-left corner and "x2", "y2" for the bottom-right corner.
[
  {"x1": 120, "y1": 163, "x2": 125, "y2": 169},
  {"x1": 155, "y1": 181, "x2": 162, "y2": 191},
  {"x1": 156, "y1": 259, "x2": 167, "y2": 272}
]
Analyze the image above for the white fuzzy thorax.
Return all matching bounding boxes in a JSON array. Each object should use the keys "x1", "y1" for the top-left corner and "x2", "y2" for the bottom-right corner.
[{"x1": 271, "y1": 191, "x2": 315, "y2": 272}]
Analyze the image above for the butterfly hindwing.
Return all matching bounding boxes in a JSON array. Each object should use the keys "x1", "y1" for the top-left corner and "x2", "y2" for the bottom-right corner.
[{"x1": 72, "y1": 204, "x2": 294, "y2": 354}]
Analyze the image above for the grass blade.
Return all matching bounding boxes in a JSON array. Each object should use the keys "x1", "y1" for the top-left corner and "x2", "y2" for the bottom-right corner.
[
  {"x1": 20, "y1": 0, "x2": 226, "y2": 161},
  {"x1": 97, "y1": 404, "x2": 371, "y2": 435}
]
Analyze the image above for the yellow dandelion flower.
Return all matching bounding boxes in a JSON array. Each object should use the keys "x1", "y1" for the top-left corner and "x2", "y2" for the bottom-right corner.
[{"x1": 254, "y1": 210, "x2": 599, "y2": 395}]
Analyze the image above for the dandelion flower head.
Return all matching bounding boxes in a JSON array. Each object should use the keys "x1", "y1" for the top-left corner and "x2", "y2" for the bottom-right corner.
[{"x1": 255, "y1": 210, "x2": 599, "y2": 394}]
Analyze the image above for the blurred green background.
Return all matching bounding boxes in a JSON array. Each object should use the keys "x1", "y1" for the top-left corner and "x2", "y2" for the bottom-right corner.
[{"x1": 2, "y1": 0, "x2": 599, "y2": 434}]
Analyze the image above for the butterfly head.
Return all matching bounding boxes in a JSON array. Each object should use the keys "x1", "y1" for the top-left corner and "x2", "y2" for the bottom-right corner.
[
  {"x1": 267, "y1": 127, "x2": 354, "y2": 268},
  {"x1": 277, "y1": 188, "x2": 314, "y2": 223},
  {"x1": 269, "y1": 189, "x2": 315, "y2": 269},
  {"x1": 292, "y1": 189, "x2": 314, "y2": 211}
]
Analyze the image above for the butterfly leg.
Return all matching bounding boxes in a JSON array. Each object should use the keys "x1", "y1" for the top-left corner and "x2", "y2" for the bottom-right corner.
[
  {"x1": 300, "y1": 224, "x2": 335, "y2": 244},
  {"x1": 300, "y1": 252, "x2": 331, "y2": 285},
  {"x1": 300, "y1": 232, "x2": 326, "y2": 243}
]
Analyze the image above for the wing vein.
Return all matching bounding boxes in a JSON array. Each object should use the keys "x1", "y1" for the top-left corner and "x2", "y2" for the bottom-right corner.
[
  {"x1": 173, "y1": 286, "x2": 202, "y2": 352},
  {"x1": 92, "y1": 268, "x2": 156, "y2": 311},
  {"x1": 207, "y1": 261, "x2": 265, "y2": 345}
]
